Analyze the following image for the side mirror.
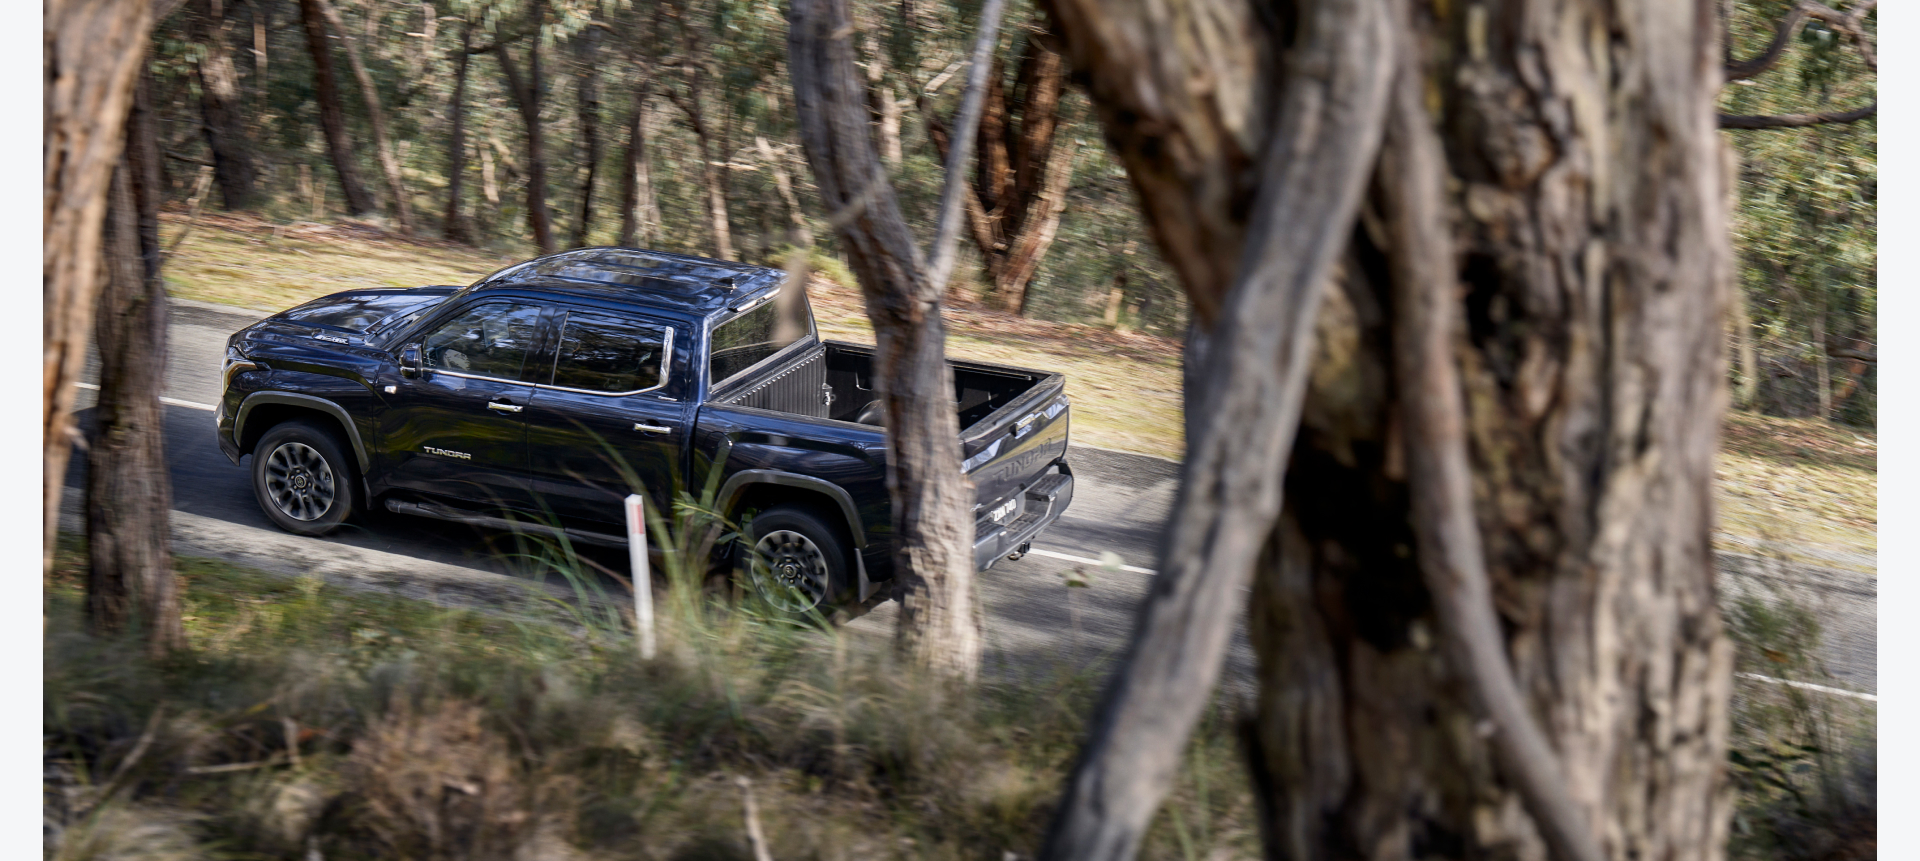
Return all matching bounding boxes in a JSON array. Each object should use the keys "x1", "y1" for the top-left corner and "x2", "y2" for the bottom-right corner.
[{"x1": 400, "y1": 344, "x2": 422, "y2": 378}]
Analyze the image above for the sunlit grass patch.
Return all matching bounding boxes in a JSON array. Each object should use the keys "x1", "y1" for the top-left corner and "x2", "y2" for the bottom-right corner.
[{"x1": 1715, "y1": 412, "x2": 1876, "y2": 568}]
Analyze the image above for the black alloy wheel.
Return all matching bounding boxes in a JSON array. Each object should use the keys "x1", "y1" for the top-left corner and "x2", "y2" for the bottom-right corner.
[
  {"x1": 739, "y1": 504, "x2": 851, "y2": 615},
  {"x1": 251, "y1": 419, "x2": 359, "y2": 536}
]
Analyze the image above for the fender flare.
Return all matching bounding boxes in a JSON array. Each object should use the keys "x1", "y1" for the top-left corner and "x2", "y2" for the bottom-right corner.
[
  {"x1": 235, "y1": 392, "x2": 372, "y2": 473},
  {"x1": 717, "y1": 469, "x2": 867, "y2": 548}
]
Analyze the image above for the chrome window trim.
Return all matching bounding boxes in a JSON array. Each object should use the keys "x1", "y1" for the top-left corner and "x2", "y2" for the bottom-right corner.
[{"x1": 539, "y1": 315, "x2": 674, "y2": 397}]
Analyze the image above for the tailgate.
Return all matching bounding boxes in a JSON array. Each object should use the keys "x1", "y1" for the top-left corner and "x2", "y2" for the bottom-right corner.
[{"x1": 959, "y1": 370, "x2": 1070, "y2": 525}]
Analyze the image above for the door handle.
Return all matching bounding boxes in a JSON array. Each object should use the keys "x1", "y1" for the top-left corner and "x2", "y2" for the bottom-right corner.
[
  {"x1": 633, "y1": 422, "x2": 672, "y2": 434},
  {"x1": 487, "y1": 401, "x2": 524, "y2": 413}
]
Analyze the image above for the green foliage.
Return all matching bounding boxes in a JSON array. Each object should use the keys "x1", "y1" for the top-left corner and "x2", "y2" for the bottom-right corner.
[
  {"x1": 1721, "y1": 0, "x2": 1876, "y2": 425},
  {"x1": 145, "y1": 0, "x2": 1190, "y2": 339}
]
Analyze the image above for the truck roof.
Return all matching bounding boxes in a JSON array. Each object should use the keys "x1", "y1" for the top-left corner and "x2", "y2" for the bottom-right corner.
[{"x1": 466, "y1": 247, "x2": 788, "y2": 319}]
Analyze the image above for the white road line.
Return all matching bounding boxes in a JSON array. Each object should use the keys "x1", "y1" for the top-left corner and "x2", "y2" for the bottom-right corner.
[
  {"x1": 1027, "y1": 547, "x2": 1158, "y2": 576},
  {"x1": 73, "y1": 381, "x2": 216, "y2": 412},
  {"x1": 1737, "y1": 672, "x2": 1876, "y2": 702},
  {"x1": 1027, "y1": 549, "x2": 1877, "y2": 701}
]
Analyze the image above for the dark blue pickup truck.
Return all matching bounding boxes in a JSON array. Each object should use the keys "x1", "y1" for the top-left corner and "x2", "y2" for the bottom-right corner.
[{"x1": 216, "y1": 247, "x2": 1074, "y2": 611}]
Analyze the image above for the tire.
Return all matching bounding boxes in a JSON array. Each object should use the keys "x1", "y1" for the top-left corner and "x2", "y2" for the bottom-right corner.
[
  {"x1": 251, "y1": 419, "x2": 359, "y2": 536},
  {"x1": 736, "y1": 504, "x2": 852, "y2": 616}
]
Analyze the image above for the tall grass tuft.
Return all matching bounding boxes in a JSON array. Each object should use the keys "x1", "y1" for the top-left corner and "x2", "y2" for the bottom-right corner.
[{"x1": 44, "y1": 514, "x2": 1257, "y2": 859}]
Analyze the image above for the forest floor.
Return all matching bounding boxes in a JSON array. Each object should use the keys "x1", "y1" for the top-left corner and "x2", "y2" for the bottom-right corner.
[{"x1": 159, "y1": 211, "x2": 1875, "y2": 567}]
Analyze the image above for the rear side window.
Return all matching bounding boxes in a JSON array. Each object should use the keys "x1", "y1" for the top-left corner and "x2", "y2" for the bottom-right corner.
[
  {"x1": 548, "y1": 312, "x2": 671, "y2": 394},
  {"x1": 708, "y1": 290, "x2": 813, "y2": 387}
]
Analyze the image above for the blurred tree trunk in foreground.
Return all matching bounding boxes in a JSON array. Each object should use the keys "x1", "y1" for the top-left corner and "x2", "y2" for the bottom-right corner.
[
  {"x1": 1040, "y1": 0, "x2": 1735, "y2": 858},
  {"x1": 89, "y1": 69, "x2": 184, "y2": 658},
  {"x1": 45, "y1": 0, "x2": 159, "y2": 577}
]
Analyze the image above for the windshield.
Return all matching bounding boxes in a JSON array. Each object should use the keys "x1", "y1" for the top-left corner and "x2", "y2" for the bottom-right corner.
[{"x1": 708, "y1": 289, "x2": 814, "y2": 388}]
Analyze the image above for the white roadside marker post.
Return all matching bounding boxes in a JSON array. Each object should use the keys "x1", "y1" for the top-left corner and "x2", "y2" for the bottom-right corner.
[{"x1": 625, "y1": 494, "x2": 656, "y2": 661}]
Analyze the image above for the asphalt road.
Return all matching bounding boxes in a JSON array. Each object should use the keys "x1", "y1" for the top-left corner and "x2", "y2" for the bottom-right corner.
[{"x1": 62, "y1": 299, "x2": 1873, "y2": 698}]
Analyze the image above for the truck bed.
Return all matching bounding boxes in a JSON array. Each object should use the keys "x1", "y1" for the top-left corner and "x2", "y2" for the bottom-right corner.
[{"x1": 715, "y1": 340, "x2": 1050, "y2": 433}]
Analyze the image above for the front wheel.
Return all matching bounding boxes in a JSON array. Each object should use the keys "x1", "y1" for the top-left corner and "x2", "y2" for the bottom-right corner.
[
  {"x1": 251, "y1": 420, "x2": 359, "y2": 536},
  {"x1": 737, "y1": 505, "x2": 852, "y2": 616}
]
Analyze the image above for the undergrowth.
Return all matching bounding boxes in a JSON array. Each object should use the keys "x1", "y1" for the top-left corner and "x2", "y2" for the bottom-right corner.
[
  {"x1": 1724, "y1": 584, "x2": 1876, "y2": 861},
  {"x1": 43, "y1": 531, "x2": 1257, "y2": 861}
]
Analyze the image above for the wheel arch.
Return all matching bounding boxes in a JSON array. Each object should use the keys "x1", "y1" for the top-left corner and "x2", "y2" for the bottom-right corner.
[
  {"x1": 718, "y1": 470, "x2": 866, "y2": 549},
  {"x1": 235, "y1": 392, "x2": 372, "y2": 474}
]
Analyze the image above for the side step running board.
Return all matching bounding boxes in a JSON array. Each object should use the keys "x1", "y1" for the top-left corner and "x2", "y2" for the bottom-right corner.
[{"x1": 384, "y1": 498, "x2": 630, "y2": 550}]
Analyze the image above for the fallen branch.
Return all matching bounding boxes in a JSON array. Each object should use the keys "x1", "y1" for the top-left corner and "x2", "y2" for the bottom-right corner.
[
  {"x1": 1720, "y1": 102, "x2": 1876, "y2": 129},
  {"x1": 736, "y1": 776, "x2": 775, "y2": 861}
]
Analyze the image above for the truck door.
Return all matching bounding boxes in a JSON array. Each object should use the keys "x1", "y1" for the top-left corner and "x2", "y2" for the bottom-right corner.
[
  {"x1": 522, "y1": 307, "x2": 692, "y2": 525},
  {"x1": 379, "y1": 300, "x2": 549, "y2": 510}
]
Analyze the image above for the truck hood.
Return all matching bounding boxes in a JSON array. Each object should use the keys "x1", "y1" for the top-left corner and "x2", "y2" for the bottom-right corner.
[{"x1": 260, "y1": 286, "x2": 458, "y2": 347}]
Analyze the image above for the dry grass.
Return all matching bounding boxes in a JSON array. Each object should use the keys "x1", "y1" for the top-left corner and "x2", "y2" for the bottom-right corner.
[
  {"x1": 43, "y1": 538, "x2": 1257, "y2": 861},
  {"x1": 1715, "y1": 412, "x2": 1876, "y2": 568}
]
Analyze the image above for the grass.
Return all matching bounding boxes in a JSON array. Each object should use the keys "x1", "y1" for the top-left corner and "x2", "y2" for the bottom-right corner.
[
  {"x1": 44, "y1": 533, "x2": 1259, "y2": 861},
  {"x1": 1724, "y1": 585, "x2": 1877, "y2": 860},
  {"x1": 1714, "y1": 412, "x2": 1876, "y2": 568}
]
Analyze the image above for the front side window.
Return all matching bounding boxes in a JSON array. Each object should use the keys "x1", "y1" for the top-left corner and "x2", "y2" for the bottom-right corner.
[
  {"x1": 422, "y1": 302, "x2": 544, "y2": 380},
  {"x1": 547, "y1": 312, "x2": 670, "y2": 394},
  {"x1": 708, "y1": 290, "x2": 813, "y2": 387}
]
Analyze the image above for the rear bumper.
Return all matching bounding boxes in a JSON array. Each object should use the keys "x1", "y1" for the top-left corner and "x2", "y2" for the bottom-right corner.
[{"x1": 973, "y1": 467, "x2": 1074, "y2": 572}]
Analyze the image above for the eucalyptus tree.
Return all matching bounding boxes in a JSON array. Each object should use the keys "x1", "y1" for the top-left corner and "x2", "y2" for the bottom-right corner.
[
  {"x1": 45, "y1": 0, "x2": 163, "y2": 576},
  {"x1": 788, "y1": 0, "x2": 1008, "y2": 679},
  {"x1": 1037, "y1": 1, "x2": 1734, "y2": 859}
]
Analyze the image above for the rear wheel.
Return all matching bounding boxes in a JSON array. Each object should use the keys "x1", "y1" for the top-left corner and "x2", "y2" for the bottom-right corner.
[
  {"x1": 252, "y1": 419, "x2": 359, "y2": 536},
  {"x1": 737, "y1": 504, "x2": 851, "y2": 615}
]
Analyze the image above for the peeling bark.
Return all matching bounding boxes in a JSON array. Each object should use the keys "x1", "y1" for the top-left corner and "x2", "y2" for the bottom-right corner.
[
  {"x1": 45, "y1": 0, "x2": 157, "y2": 575},
  {"x1": 90, "y1": 71, "x2": 184, "y2": 658},
  {"x1": 1040, "y1": 0, "x2": 1736, "y2": 857}
]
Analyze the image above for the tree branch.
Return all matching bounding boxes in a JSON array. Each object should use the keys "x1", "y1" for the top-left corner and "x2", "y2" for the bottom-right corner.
[
  {"x1": 1380, "y1": 54, "x2": 1605, "y2": 861},
  {"x1": 923, "y1": 0, "x2": 1009, "y2": 296},
  {"x1": 1720, "y1": 101, "x2": 1875, "y2": 129},
  {"x1": 1036, "y1": 1, "x2": 1395, "y2": 857},
  {"x1": 1723, "y1": 0, "x2": 1811, "y2": 81}
]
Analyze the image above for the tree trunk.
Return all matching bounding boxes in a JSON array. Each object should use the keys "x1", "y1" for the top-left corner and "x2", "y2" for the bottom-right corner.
[
  {"x1": 45, "y1": 0, "x2": 157, "y2": 576},
  {"x1": 89, "y1": 71, "x2": 184, "y2": 658},
  {"x1": 311, "y1": 0, "x2": 412, "y2": 231},
  {"x1": 493, "y1": 22, "x2": 555, "y2": 255},
  {"x1": 442, "y1": 22, "x2": 474, "y2": 244},
  {"x1": 757, "y1": 135, "x2": 813, "y2": 248},
  {"x1": 618, "y1": 81, "x2": 657, "y2": 248},
  {"x1": 788, "y1": 0, "x2": 1006, "y2": 680},
  {"x1": 927, "y1": 28, "x2": 1073, "y2": 314},
  {"x1": 572, "y1": 25, "x2": 603, "y2": 249},
  {"x1": 192, "y1": 0, "x2": 257, "y2": 210},
  {"x1": 1038, "y1": 0, "x2": 1735, "y2": 858},
  {"x1": 669, "y1": 80, "x2": 736, "y2": 260},
  {"x1": 1814, "y1": 304, "x2": 1831, "y2": 420},
  {"x1": 1732, "y1": 285, "x2": 1756, "y2": 409},
  {"x1": 297, "y1": 0, "x2": 377, "y2": 216}
]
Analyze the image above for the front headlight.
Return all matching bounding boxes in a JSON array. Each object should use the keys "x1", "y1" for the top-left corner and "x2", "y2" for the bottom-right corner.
[{"x1": 222, "y1": 345, "x2": 257, "y2": 393}]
